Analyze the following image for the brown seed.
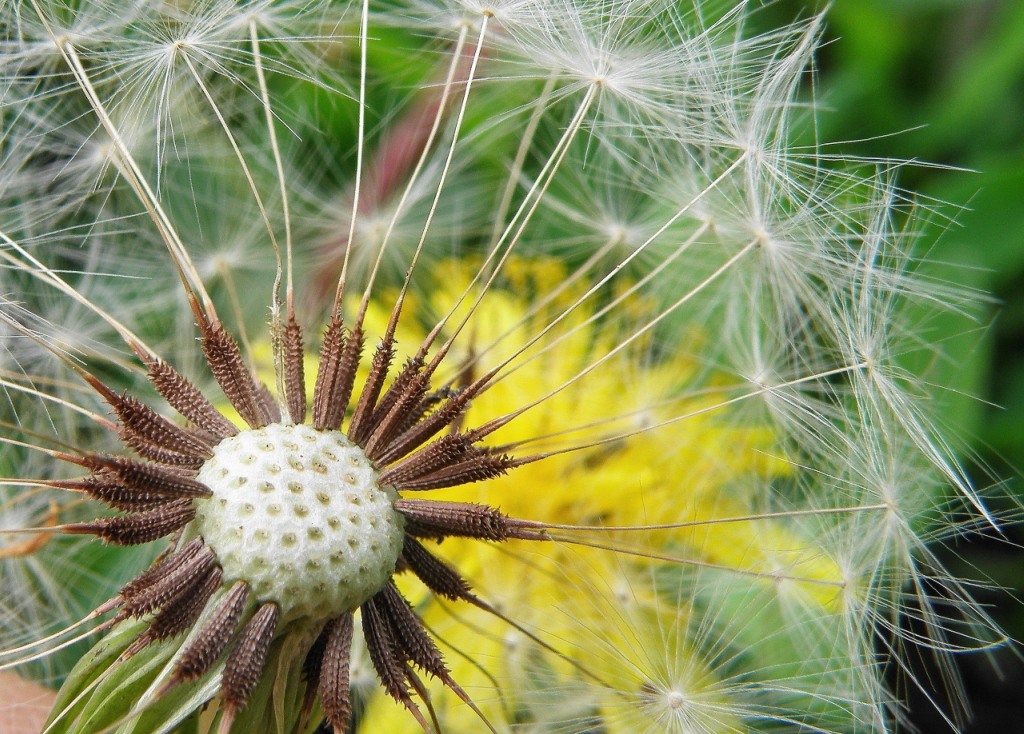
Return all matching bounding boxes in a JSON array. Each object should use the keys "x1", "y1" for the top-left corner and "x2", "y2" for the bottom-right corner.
[
  {"x1": 146, "y1": 358, "x2": 238, "y2": 438},
  {"x1": 378, "y1": 434, "x2": 474, "y2": 485},
  {"x1": 171, "y1": 581, "x2": 250, "y2": 685},
  {"x1": 348, "y1": 334, "x2": 396, "y2": 445},
  {"x1": 372, "y1": 386, "x2": 481, "y2": 465},
  {"x1": 313, "y1": 316, "x2": 362, "y2": 431},
  {"x1": 396, "y1": 499, "x2": 510, "y2": 541},
  {"x1": 112, "y1": 394, "x2": 212, "y2": 465},
  {"x1": 145, "y1": 564, "x2": 223, "y2": 641},
  {"x1": 120, "y1": 543, "x2": 215, "y2": 618},
  {"x1": 125, "y1": 564, "x2": 223, "y2": 657},
  {"x1": 72, "y1": 457, "x2": 212, "y2": 511},
  {"x1": 376, "y1": 582, "x2": 449, "y2": 682},
  {"x1": 221, "y1": 602, "x2": 280, "y2": 711},
  {"x1": 201, "y1": 322, "x2": 271, "y2": 429},
  {"x1": 361, "y1": 590, "x2": 434, "y2": 731},
  {"x1": 318, "y1": 613, "x2": 355, "y2": 732},
  {"x1": 391, "y1": 449, "x2": 514, "y2": 491},
  {"x1": 284, "y1": 314, "x2": 307, "y2": 425},
  {"x1": 361, "y1": 357, "x2": 429, "y2": 459},
  {"x1": 119, "y1": 538, "x2": 204, "y2": 603},
  {"x1": 401, "y1": 536, "x2": 472, "y2": 601},
  {"x1": 67, "y1": 499, "x2": 196, "y2": 545}
]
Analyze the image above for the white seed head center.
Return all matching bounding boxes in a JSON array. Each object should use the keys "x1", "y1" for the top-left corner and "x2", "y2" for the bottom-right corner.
[{"x1": 192, "y1": 423, "x2": 404, "y2": 621}]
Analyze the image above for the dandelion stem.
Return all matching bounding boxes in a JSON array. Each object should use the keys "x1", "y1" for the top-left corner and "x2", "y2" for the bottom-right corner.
[
  {"x1": 179, "y1": 52, "x2": 282, "y2": 270},
  {"x1": 250, "y1": 22, "x2": 293, "y2": 415},
  {"x1": 214, "y1": 261, "x2": 257, "y2": 369},
  {"x1": 354, "y1": 21, "x2": 474, "y2": 322},
  {"x1": 0, "y1": 378, "x2": 112, "y2": 427},
  {"x1": 401, "y1": 15, "x2": 492, "y2": 302},
  {"x1": 534, "y1": 504, "x2": 891, "y2": 533},
  {"x1": 548, "y1": 535, "x2": 847, "y2": 588},
  {"x1": 334, "y1": 0, "x2": 371, "y2": 311},
  {"x1": 479, "y1": 153, "x2": 749, "y2": 380},
  {"x1": 513, "y1": 361, "x2": 871, "y2": 457},
  {"x1": 426, "y1": 83, "x2": 599, "y2": 356},
  {"x1": 250, "y1": 21, "x2": 293, "y2": 308},
  {"x1": 0, "y1": 619, "x2": 116, "y2": 672},
  {"x1": 485, "y1": 73, "x2": 559, "y2": 257}
]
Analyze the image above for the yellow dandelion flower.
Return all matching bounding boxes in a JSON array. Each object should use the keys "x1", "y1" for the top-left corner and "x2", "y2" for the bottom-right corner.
[{"x1": 352, "y1": 258, "x2": 846, "y2": 731}]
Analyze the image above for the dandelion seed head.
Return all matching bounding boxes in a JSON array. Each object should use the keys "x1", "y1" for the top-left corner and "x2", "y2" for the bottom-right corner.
[
  {"x1": 0, "y1": 0, "x2": 1010, "y2": 731},
  {"x1": 190, "y1": 424, "x2": 405, "y2": 622}
]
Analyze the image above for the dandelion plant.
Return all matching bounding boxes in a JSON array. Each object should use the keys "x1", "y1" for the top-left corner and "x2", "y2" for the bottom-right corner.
[{"x1": 0, "y1": 1, "x2": 1009, "y2": 733}]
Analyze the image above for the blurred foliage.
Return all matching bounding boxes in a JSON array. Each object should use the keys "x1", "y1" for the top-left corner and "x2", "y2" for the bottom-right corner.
[{"x1": 763, "y1": 0, "x2": 1024, "y2": 729}]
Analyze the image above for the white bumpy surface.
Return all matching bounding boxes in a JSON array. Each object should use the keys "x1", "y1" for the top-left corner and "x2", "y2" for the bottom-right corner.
[{"x1": 191, "y1": 423, "x2": 405, "y2": 621}]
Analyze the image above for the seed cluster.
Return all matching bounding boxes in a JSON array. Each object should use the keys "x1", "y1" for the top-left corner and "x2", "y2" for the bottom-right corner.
[
  {"x1": 46, "y1": 280, "x2": 545, "y2": 731},
  {"x1": 191, "y1": 424, "x2": 404, "y2": 621}
]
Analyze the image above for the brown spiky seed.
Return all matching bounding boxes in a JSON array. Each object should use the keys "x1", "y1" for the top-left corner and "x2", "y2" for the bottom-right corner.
[
  {"x1": 401, "y1": 536, "x2": 472, "y2": 601},
  {"x1": 172, "y1": 581, "x2": 250, "y2": 684},
  {"x1": 201, "y1": 323, "x2": 271, "y2": 429},
  {"x1": 361, "y1": 589, "x2": 413, "y2": 706},
  {"x1": 390, "y1": 450, "x2": 514, "y2": 491},
  {"x1": 131, "y1": 565, "x2": 223, "y2": 653},
  {"x1": 284, "y1": 315, "x2": 307, "y2": 425},
  {"x1": 313, "y1": 317, "x2": 361, "y2": 431},
  {"x1": 119, "y1": 538, "x2": 204, "y2": 603},
  {"x1": 376, "y1": 582, "x2": 450, "y2": 682},
  {"x1": 112, "y1": 394, "x2": 213, "y2": 464},
  {"x1": 69, "y1": 499, "x2": 196, "y2": 545},
  {"x1": 221, "y1": 602, "x2": 280, "y2": 711},
  {"x1": 319, "y1": 613, "x2": 355, "y2": 732},
  {"x1": 396, "y1": 499, "x2": 510, "y2": 541},
  {"x1": 121, "y1": 543, "x2": 215, "y2": 618},
  {"x1": 348, "y1": 335, "x2": 396, "y2": 444},
  {"x1": 147, "y1": 359, "x2": 239, "y2": 438}
]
